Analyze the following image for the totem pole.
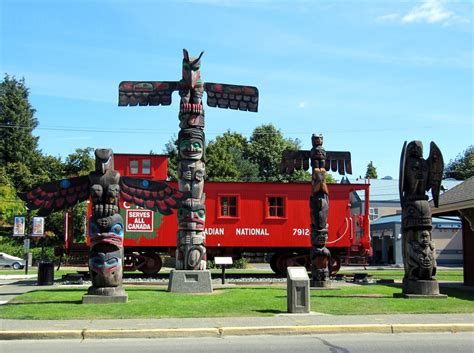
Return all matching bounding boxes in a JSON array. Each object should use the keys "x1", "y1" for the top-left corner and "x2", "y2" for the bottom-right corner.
[
  {"x1": 19, "y1": 148, "x2": 185, "y2": 303},
  {"x1": 399, "y1": 141, "x2": 444, "y2": 296},
  {"x1": 119, "y1": 49, "x2": 259, "y2": 273},
  {"x1": 281, "y1": 134, "x2": 352, "y2": 286}
]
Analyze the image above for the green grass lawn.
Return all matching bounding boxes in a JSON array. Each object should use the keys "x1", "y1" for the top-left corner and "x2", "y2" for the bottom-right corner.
[{"x1": 0, "y1": 283, "x2": 472, "y2": 320}]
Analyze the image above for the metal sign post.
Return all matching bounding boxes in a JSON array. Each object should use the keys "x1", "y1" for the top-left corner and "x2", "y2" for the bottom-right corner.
[
  {"x1": 215, "y1": 257, "x2": 233, "y2": 285},
  {"x1": 23, "y1": 238, "x2": 30, "y2": 275}
]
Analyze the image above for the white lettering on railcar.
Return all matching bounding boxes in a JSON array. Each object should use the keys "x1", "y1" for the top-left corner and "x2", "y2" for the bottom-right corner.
[
  {"x1": 128, "y1": 211, "x2": 152, "y2": 218},
  {"x1": 236, "y1": 228, "x2": 270, "y2": 236},
  {"x1": 204, "y1": 228, "x2": 225, "y2": 235},
  {"x1": 292, "y1": 228, "x2": 310, "y2": 236},
  {"x1": 127, "y1": 223, "x2": 152, "y2": 230}
]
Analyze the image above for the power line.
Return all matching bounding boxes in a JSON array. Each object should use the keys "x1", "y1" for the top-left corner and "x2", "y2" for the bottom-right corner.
[{"x1": 0, "y1": 123, "x2": 435, "y2": 136}]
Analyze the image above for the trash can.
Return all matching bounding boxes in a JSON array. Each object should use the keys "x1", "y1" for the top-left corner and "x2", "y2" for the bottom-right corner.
[{"x1": 37, "y1": 261, "x2": 54, "y2": 285}]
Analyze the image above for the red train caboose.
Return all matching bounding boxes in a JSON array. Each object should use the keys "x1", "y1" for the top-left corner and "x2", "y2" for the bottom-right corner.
[{"x1": 64, "y1": 153, "x2": 371, "y2": 275}]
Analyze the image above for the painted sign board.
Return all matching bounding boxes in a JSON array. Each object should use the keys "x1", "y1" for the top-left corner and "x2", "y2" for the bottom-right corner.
[
  {"x1": 31, "y1": 217, "x2": 45, "y2": 237},
  {"x1": 126, "y1": 209, "x2": 154, "y2": 233},
  {"x1": 13, "y1": 216, "x2": 25, "y2": 236}
]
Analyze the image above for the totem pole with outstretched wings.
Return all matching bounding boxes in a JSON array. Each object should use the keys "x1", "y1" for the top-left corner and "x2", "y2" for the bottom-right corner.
[
  {"x1": 119, "y1": 49, "x2": 259, "y2": 271},
  {"x1": 19, "y1": 148, "x2": 186, "y2": 301},
  {"x1": 399, "y1": 140, "x2": 444, "y2": 296},
  {"x1": 282, "y1": 134, "x2": 352, "y2": 287}
]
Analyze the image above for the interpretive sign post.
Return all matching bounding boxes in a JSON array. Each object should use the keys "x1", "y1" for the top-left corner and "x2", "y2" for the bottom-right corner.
[{"x1": 215, "y1": 257, "x2": 233, "y2": 284}]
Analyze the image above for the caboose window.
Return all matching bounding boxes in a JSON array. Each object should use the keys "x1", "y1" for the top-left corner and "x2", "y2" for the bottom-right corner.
[
  {"x1": 267, "y1": 196, "x2": 286, "y2": 218},
  {"x1": 130, "y1": 160, "x2": 139, "y2": 174},
  {"x1": 142, "y1": 159, "x2": 151, "y2": 174},
  {"x1": 219, "y1": 195, "x2": 238, "y2": 218}
]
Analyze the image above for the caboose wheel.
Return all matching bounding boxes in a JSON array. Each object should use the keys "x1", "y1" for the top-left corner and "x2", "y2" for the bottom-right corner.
[
  {"x1": 270, "y1": 253, "x2": 288, "y2": 276},
  {"x1": 136, "y1": 252, "x2": 162, "y2": 275}
]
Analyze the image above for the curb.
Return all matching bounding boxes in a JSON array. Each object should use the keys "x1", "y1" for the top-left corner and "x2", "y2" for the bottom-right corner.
[{"x1": 1, "y1": 323, "x2": 473, "y2": 340}]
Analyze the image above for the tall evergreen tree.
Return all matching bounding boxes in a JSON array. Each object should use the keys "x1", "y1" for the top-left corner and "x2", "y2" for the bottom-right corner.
[
  {"x1": 0, "y1": 75, "x2": 39, "y2": 167},
  {"x1": 365, "y1": 161, "x2": 378, "y2": 179}
]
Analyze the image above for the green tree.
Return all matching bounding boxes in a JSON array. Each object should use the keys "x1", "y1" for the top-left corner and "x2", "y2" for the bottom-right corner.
[
  {"x1": 0, "y1": 167, "x2": 24, "y2": 226},
  {"x1": 247, "y1": 124, "x2": 303, "y2": 181},
  {"x1": 0, "y1": 75, "x2": 39, "y2": 167},
  {"x1": 206, "y1": 131, "x2": 259, "y2": 181},
  {"x1": 164, "y1": 136, "x2": 178, "y2": 181},
  {"x1": 64, "y1": 147, "x2": 95, "y2": 176},
  {"x1": 365, "y1": 161, "x2": 378, "y2": 179},
  {"x1": 445, "y1": 145, "x2": 474, "y2": 180}
]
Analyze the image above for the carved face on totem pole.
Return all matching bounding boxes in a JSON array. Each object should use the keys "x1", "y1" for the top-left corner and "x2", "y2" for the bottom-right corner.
[
  {"x1": 182, "y1": 49, "x2": 204, "y2": 89},
  {"x1": 417, "y1": 230, "x2": 431, "y2": 248},
  {"x1": 89, "y1": 213, "x2": 124, "y2": 248},
  {"x1": 89, "y1": 244, "x2": 123, "y2": 287},
  {"x1": 95, "y1": 148, "x2": 114, "y2": 174},
  {"x1": 178, "y1": 129, "x2": 205, "y2": 160},
  {"x1": 178, "y1": 204, "x2": 206, "y2": 231},
  {"x1": 311, "y1": 134, "x2": 323, "y2": 147},
  {"x1": 404, "y1": 141, "x2": 429, "y2": 197}
]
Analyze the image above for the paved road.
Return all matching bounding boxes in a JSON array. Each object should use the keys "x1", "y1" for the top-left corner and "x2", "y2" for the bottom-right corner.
[{"x1": 2, "y1": 333, "x2": 473, "y2": 353}]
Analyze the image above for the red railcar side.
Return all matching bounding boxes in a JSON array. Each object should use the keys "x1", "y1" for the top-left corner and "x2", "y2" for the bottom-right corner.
[{"x1": 67, "y1": 153, "x2": 371, "y2": 275}]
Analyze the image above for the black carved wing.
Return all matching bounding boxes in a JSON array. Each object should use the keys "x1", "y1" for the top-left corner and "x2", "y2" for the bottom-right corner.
[
  {"x1": 281, "y1": 150, "x2": 310, "y2": 173},
  {"x1": 204, "y1": 83, "x2": 259, "y2": 112},
  {"x1": 120, "y1": 177, "x2": 188, "y2": 215},
  {"x1": 18, "y1": 176, "x2": 91, "y2": 216},
  {"x1": 325, "y1": 151, "x2": 352, "y2": 175},
  {"x1": 427, "y1": 141, "x2": 444, "y2": 208},
  {"x1": 118, "y1": 81, "x2": 179, "y2": 107},
  {"x1": 399, "y1": 141, "x2": 408, "y2": 204}
]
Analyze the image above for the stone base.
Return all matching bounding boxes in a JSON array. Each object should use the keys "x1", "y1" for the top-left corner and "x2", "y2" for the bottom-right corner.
[
  {"x1": 310, "y1": 280, "x2": 332, "y2": 288},
  {"x1": 82, "y1": 285, "x2": 128, "y2": 304},
  {"x1": 168, "y1": 270, "x2": 213, "y2": 293},
  {"x1": 402, "y1": 278, "x2": 443, "y2": 296}
]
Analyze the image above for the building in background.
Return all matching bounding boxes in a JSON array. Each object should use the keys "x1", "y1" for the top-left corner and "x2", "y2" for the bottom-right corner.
[
  {"x1": 349, "y1": 178, "x2": 464, "y2": 266},
  {"x1": 370, "y1": 215, "x2": 462, "y2": 266},
  {"x1": 431, "y1": 177, "x2": 474, "y2": 285}
]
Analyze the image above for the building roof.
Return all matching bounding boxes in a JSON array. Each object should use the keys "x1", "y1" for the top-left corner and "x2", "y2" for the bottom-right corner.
[
  {"x1": 371, "y1": 214, "x2": 461, "y2": 226},
  {"x1": 432, "y1": 176, "x2": 474, "y2": 215},
  {"x1": 348, "y1": 178, "x2": 463, "y2": 203}
]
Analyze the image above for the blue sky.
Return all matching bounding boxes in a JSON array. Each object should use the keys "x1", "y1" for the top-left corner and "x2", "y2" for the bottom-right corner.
[{"x1": 1, "y1": 0, "x2": 472, "y2": 179}]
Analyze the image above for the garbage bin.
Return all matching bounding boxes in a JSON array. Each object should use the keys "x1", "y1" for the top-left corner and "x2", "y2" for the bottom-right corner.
[{"x1": 37, "y1": 261, "x2": 54, "y2": 285}]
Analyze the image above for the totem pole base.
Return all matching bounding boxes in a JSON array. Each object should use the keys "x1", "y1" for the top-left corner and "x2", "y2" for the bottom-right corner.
[
  {"x1": 82, "y1": 286, "x2": 128, "y2": 304},
  {"x1": 168, "y1": 270, "x2": 213, "y2": 293},
  {"x1": 396, "y1": 279, "x2": 447, "y2": 299}
]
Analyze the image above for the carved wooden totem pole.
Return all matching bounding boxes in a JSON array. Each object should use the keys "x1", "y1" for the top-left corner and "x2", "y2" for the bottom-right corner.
[
  {"x1": 282, "y1": 134, "x2": 352, "y2": 286},
  {"x1": 399, "y1": 141, "x2": 444, "y2": 296},
  {"x1": 19, "y1": 148, "x2": 185, "y2": 302},
  {"x1": 119, "y1": 49, "x2": 259, "y2": 271}
]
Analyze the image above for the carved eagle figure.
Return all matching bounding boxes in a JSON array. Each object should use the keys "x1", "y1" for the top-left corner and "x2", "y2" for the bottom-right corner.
[
  {"x1": 399, "y1": 140, "x2": 444, "y2": 208},
  {"x1": 18, "y1": 149, "x2": 187, "y2": 217},
  {"x1": 281, "y1": 150, "x2": 352, "y2": 175},
  {"x1": 118, "y1": 49, "x2": 259, "y2": 112}
]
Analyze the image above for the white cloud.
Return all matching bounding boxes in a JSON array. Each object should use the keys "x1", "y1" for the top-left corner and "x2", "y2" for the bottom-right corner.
[
  {"x1": 298, "y1": 101, "x2": 306, "y2": 108},
  {"x1": 402, "y1": 0, "x2": 453, "y2": 24},
  {"x1": 376, "y1": 13, "x2": 401, "y2": 22},
  {"x1": 377, "y1": 0, "x2": 469, "y2": 26}
]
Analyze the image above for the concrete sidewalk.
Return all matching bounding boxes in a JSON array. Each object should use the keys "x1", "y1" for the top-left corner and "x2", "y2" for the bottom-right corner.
[
  {"x1": 1, "y1": 279, "x2": 473, "y2": 340},
  {"x1": 1, "y1": 313, "x2": 473, "y2": 340}
]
